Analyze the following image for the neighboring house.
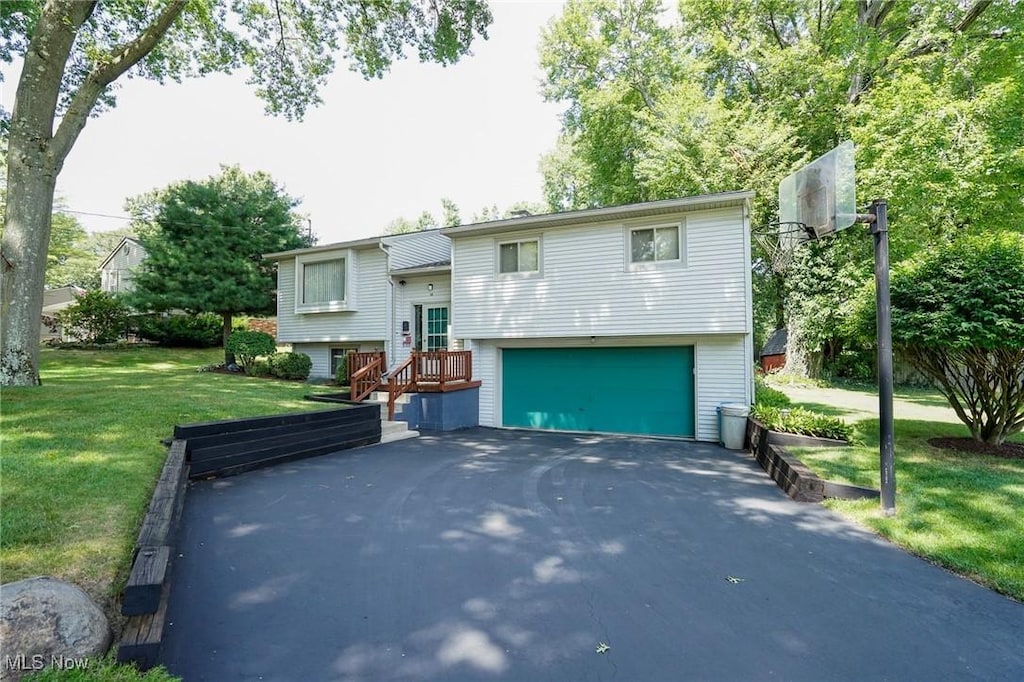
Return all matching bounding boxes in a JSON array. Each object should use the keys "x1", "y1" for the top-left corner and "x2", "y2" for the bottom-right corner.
[
  {"x1": 760, "y1": 328, "x2": 787, "y2": 373},
  {"x1": 266, "y1": 191, "x2": 755, "y2": 442},
  {"x1": 40, "y1": 285, "x2": 85, "y2": 341},
  {"x1": 99, "y1": 236, "x2": 146, "y2": 294}
]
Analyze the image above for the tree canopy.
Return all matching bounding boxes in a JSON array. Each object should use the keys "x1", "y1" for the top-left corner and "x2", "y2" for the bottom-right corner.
[
  {"x1": 128, "y1": 166, "x2": 309, "y2": 363},
  {"x1": 537, "y1": 0, "x2": 1024, "y2": 365},
  {"x1": 1, "y1": 0, "x2": 492, "y2": 386}
]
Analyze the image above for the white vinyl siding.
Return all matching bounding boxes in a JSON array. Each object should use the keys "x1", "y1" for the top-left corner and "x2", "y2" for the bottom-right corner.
[
  {"x1": 470, "y1": 334, "x2": 749, "y2": 441},
  {"x1": 451, "y1": 207, "x2": 749, "y2": 339},
  {"x1": 694, "y1": 336, "x2": 751, "y2": 442},
  {"x1": 385, "y1": 230, "x2": 450, "y2": 270},
  {"x1": 277, "y1": 247, "x2": 385, "y2": 343}
]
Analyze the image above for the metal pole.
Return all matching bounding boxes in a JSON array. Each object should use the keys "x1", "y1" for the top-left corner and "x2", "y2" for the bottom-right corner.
[{"x1": 870, "y1": 199, "x2": 896, "y2": 515}]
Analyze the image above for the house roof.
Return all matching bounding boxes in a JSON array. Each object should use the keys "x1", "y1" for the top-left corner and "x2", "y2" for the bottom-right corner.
[
  {"x1": 97, "y1": 236, "x2": 141, "y2": 270},
  {"x1": 263, "y1": 235, "x2": 383, "y2": 260},
  {"x1": 441, "y1": 191, "x2": 755, "y2": 238},
  {"x1": 42, "y1": 285, "x2": 86, "y2": 313},
  {"x1": 390, "y1": 259, "x2": 451, "y2": 275},
  {"x1": 760, "y1": 328, "x2": 788, "y2": 357}
]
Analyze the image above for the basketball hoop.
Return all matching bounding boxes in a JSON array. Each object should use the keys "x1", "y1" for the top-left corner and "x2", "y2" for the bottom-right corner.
[{"x1": 752, "y1": 222, "x2": 811, "y2": 274}]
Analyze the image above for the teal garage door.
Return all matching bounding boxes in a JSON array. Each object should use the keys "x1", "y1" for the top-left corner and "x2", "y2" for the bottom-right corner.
[{"x1": 502, "y1": 347, "x2": 695, "y2": 437}]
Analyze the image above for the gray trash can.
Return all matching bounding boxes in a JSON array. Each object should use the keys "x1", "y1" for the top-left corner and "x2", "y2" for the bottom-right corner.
[{"x1": 718, "y1": 403, "x2": 751, "y2": 450}]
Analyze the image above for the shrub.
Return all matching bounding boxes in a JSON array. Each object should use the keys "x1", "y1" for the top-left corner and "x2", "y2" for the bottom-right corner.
[
  {"x1": 268, "y1": 352, "x2": 312, "y2": 380},
  {"x1": 751, "y1": 404, "x2": 854, "y2": 442},
  {"x1": 334, "y1": 354, "x2": 349, "y2": 386},
  {"x1": 249, "y1": 358, "x2": 272, "y2": 377},
  {"x1": 225, "y1": 330, "x2": 276, "y2": 373},
  {"x1": 885, "y1": 231, "x2": 1024, "y2": 445},
  {"x1": 754, "y1": 376, "x2": 792, "y2": 408},
  {"x1": 57, "y1": 290, "x2": 130, "y2": 344},
  {"x1": 134, "y1": 313, "x2": 222, "y2": 347}
]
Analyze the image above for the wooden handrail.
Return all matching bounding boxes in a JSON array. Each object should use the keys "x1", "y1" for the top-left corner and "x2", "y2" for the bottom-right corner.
[
  {"x1": 350, "y1": 355, "x2": 383, "y2": 403},
  {"x1": 386, "y1": 356, "x2": 417, "y2": 420}
]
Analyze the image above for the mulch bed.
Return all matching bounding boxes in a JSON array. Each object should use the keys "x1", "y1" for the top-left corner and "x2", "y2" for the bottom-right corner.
[{"x1": 928, "y1": 437, "x2": 1024, "y2": 460}]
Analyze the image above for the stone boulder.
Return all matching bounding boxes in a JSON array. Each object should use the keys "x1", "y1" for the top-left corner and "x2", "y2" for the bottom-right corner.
[{"x1": 0, "y1": 577, "x2": 111, "y2": 681}]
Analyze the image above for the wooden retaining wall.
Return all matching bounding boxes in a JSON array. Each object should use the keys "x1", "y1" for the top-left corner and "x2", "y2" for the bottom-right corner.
[
  {"x1": 746, "y1": 418, "x2": 879, "y2": 503},
  {"x1": 177, "y1": 404, "x2": 380, "y2": 479},
  {"x1": 117, "y1": 404, "x2": 381, "y2": 669}
]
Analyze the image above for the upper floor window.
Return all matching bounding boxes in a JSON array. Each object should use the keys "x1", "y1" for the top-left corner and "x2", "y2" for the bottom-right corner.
[
  {"x1": 498, "y1": 239, "x2": 540, "y2": 274},
  {"x1": 302, "y1": 259, "x2": 345, "y2": 304},
  {"x1": 295, "y1": 249, "x2": 355, "y2": 313},
  {"x1": 629, "y1": 225, "x2": 682, "y2": 265}
]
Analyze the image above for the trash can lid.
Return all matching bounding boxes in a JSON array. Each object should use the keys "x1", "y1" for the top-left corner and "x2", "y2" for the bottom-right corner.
[{"x1": 719, "y1": 403, "x2": 751, "y2": 417}]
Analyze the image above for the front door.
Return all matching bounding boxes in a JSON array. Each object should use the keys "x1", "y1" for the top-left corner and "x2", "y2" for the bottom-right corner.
[{"x1": 424, "y1": 305, "x2": 449, "y2": 351}]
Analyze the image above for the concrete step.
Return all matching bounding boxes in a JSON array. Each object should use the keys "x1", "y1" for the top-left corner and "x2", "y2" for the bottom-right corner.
[
  {"x1": 367, "y1": 399, "x2": 404, "y2": 418},
  {"x1": 380, "y1": 419, "x2": 419, "y2": 444},
  {"x1": 369, "y1": 391, "x2": 412, "y2": 405}
]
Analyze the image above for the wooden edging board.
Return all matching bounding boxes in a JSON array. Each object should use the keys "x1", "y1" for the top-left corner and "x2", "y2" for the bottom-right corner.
[{"x1": 746, "y1": 417, "x2": 879, "y2": 503}]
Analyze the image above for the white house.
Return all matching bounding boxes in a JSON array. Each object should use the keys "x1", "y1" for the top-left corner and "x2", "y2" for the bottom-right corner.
[
  {"x1": 99, "y1": 236, "x2": 146, "y2": 294},
  {"x1": 265, "y1": 191, "x2": 754, "y2": 441}
]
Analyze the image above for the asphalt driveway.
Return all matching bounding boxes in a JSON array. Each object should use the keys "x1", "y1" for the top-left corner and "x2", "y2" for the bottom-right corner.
[{"x1": 160, "y1": 429, "x2": 1022, "y2": 681}]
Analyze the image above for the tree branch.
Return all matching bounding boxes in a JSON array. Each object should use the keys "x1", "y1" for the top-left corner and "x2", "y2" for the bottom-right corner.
[
  {"x1": 50, "y1": 0, "x2": 188, "y2": 163},
  {"x1": 768, "y1": 10, "x2": 787, "y2": 49}
]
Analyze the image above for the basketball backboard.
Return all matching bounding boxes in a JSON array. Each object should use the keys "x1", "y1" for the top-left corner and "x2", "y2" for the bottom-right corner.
[{"x1": 779, "y1": 140, "x2": 856, "y2": 247}]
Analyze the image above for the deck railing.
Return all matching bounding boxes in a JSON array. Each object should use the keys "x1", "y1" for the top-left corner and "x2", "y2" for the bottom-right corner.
[
  {"x1": 386, "y1": 350, "x2": 473, "y2": 419},
  {"x1": 348, "y1": 351, "x2": 386, "y2": 403}
]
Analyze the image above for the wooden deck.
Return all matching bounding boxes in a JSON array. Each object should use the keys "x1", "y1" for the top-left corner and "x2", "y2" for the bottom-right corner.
[{"x1": 349, "y1": 350, "x2": 476, "y2": 419}]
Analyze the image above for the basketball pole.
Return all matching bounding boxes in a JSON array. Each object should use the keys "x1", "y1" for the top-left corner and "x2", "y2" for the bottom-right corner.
[{"x1": 863, "y1": 199, "x2": 896, "y2": 515}]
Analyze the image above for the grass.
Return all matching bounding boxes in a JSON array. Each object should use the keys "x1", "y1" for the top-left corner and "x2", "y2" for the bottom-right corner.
[
  {"x1": 1, "y1": 347, "x2": 333, "y2": 616},
  {"x1": 775, "y1": 382, "x2": 1024, "y2": 601},
  {"x1": 24, "y1": 656, "x2": 179, "y2": 681}
]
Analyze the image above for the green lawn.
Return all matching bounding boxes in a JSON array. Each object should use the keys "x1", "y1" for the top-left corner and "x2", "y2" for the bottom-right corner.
[
  {"x1": 1, "y1": 347, "x2": 333, "y2": 615},
  {"x1": 768, "y1": 379, "x2": 1024, "y2": 601}
]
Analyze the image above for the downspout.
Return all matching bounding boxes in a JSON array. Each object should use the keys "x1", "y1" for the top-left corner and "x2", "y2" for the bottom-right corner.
[
  {"x1": 379, "y1": 240, "x2": 393, "y2": 371},
  {"x1": 742, "y1": 198, "x2": 755, "y2": 405}
]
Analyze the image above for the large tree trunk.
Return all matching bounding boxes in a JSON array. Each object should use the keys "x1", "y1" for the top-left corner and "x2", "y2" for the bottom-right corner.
[
  {"x1": 1, "y1": 2, "x2": 95, "y2": 386},
  {"x1": 1, "y1": 165, "x2": 58, "y2": 385}
]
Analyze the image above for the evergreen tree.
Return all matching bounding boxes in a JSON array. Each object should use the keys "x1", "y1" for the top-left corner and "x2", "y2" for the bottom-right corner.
[{"x1": 129, "y1": 166, "x2": 308, "y2": 363}]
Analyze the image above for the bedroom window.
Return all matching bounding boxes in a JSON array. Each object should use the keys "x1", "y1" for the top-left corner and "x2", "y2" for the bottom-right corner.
[{"x1": 498, "y1": 239, "x2": 540, "y2": 274}]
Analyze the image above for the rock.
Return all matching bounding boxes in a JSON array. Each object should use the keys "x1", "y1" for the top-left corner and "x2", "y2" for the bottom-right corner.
[{"x1": 0, "y1": 577, "x2": 111, "y2": 681}]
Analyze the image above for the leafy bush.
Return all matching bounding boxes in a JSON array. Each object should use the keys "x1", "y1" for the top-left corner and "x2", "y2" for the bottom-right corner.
[
  {"x1": 249, "y1": 358, "x2": 272, "y2": 377},
  {"x1": 334, "y1": 353, "x2": 349, "y2": 386},
  {"x1": 823, "y1": 349, "x2": 875, "y2": 384},
  {"x1": 134, "y1": 313, "x2": 222, "y2": 347},
  {"x1": 751, "y1": 404, "x2": 854, "y2": 442},
  {"x1": 225, "y1": 330, "x2": 276, "y2": 373},
  {"x1": 57, "y1": 290, "x2": 130, "y2": 344},
  {"x1": 754, "y1": 376, "x2": 792, "y2": 408},
  {"x1": 268, "y1": 352, "x2": 312, "y2": 380},
  {"x1": 879, "y1": 231, "x2": 1024, "y2": 444}
]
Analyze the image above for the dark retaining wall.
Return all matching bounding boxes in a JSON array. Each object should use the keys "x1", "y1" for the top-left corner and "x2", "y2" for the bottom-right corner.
[
  {"x1": 747, "y1": 417, "x2": 878, "y2": 503},
  {"x1": 117, "y1": 405, "x2": 382, "y2": 669},
  {"x1": 177, "y1": 404, "x2": 380, "y2": 479}
]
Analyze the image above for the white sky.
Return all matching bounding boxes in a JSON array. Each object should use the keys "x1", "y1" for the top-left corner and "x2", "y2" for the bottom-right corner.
[{"x1": 1, "y1": 1, "x2": 566, "y2": 244}]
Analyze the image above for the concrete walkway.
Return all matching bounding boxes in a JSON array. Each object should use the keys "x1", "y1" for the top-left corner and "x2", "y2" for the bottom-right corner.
[{"x1": 160, "y1": 429, "x2": 1022, "y2": 681}]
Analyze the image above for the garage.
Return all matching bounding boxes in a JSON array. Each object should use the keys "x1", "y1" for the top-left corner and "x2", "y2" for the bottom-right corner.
[{"x1": 501, "y1": 346, "x2": 695, "y2": 437}]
